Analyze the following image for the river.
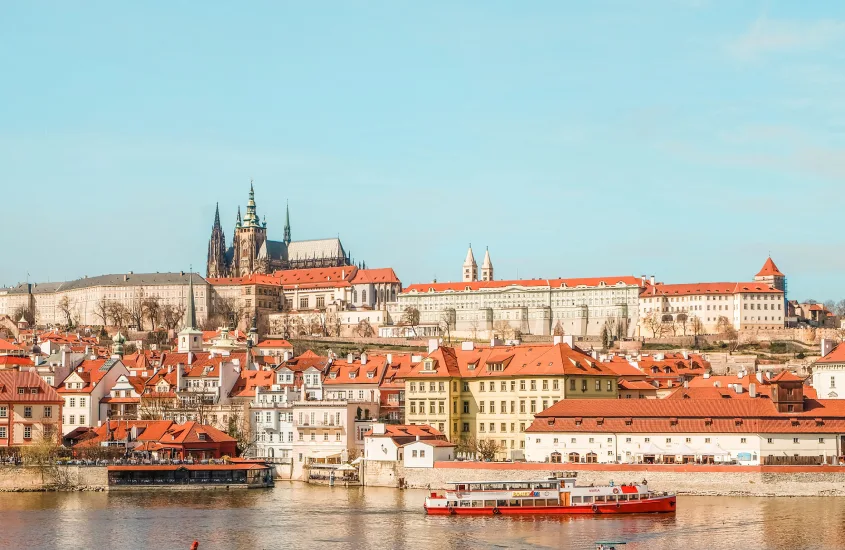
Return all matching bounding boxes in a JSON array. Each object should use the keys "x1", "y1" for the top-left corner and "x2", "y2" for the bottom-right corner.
[{"x1": 0, "y1": 484, "x2": 841, "y2": 549}]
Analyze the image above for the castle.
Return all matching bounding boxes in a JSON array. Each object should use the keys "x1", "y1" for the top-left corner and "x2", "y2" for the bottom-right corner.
[{"x1": 206, "y1": 183, "x2": 352, "y2": 278}]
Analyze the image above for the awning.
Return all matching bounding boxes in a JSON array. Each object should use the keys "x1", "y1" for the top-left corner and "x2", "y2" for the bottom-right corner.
[
  {"x1": 667, "y1": 443, "x2": 697, "y2": 455},
  {"x1": 698, "y1": 443, "x2": 730, "y2": 456},
  {"x1": 308, "y1": 450, "x2": 342, "y2": 459},
  {"x1": 637, "y1": 442, "x2": 666, "y2": 455}
]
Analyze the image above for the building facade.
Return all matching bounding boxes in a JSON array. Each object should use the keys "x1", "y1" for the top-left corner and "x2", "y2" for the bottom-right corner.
[
  {"x1": 206, "y1": 183, "x2": 353, "y2": 278},
  {"x1": 0, "y1": 371, "x2": 63, "y2": 447}
]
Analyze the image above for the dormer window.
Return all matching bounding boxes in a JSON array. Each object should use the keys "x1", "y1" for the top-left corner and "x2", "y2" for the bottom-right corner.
[
  {"x1": 467, "y1": 362, "x2": 476, "y2": 371},
  {"x1": 349, "y1": 371, "x2": 357, "y2": 379},
  {"x1": 487, "y1": 362, "x2": 503, "y2": 372},
  {"x1": 367, "y1": 371, "x2": 375, "y2": 379},
  {"x1": 329, "y1": 372, "x2": 337, "y2": 379},
  {"x1": 423, "y1": 360, "x2": 435, "y2": 372}
]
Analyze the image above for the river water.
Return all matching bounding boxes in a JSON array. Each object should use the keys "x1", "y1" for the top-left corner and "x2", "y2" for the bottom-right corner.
[{"x1": 0, "y1": 484, "x2": 841, "y2": 549}]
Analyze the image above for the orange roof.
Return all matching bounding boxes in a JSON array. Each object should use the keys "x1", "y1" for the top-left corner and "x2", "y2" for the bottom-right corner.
[
  {"x1": 617, "y1": 379, "x2": 656, "y2": 391},
  {"x1": 644, "y1": 282, "x2": 780, "y2": 297},
  {"x1": 158, "y1": 421, "x2": 235, "y2": 445},
  {"x1": 769, "y1": 370, "x2": 804, "y2": 383},
  {"x1": 529, "y1": 398, "x2": 845, "y2": 434},
  {"x1": 756, "y1": 257, "x2": 784, "y2": 277},
  {"x1": 405, "y1": 343, "x2": 617, "y2": 379},
  {"x1": 351, "y1": 268, "x2": 401, "y2": 285},
  {"x1": 280, "y1": 350, "x2": 328, "y2": 372},
  {"x1": 666, "y1": 385, "x2": 818, "y2": 400},
  {"x1": 0, "y1": 356, "x2": 34, "y2": 367},
  {"x1": 0, "y1": 371, "x2": 63, "y2": 403},
  {"x1": 206, "y1": 273, "x2": 281, "y2": 286},
  {"x1": 366, "y1": 424, "x2": 444, "y2": 438},
  {"x1": 817, "y1": 343, "x2": 845, "y2": 364},
  {"x1": 0, "y1": 339, "x2": 25, "y2": 352},
  {"x1": 255, "y1": 339, "x2": 293, "y2": 349},
  {"x1": 324, "y1": 355, "x2": 388, "y2": 385},
  {"x1": 229, "y1": 370, "x2": 275, "y2": 397},
  {"x1": 403, "y1": 276, "x2": 644, "y2": 294},
  {"x1": 377, "y1": 353, "x2": 420, "y2": 389},
  {"x1": 58, "y1": 359, "x2": 118, "y2": 393}
]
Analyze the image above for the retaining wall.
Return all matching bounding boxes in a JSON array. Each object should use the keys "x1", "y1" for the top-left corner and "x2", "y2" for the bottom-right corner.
[
  {"x1": 364, "y1": 461, "x2": 845, "y2": 497},
  {"x1": 0, "y1": 466, "x2": 107, "y2": 492}
]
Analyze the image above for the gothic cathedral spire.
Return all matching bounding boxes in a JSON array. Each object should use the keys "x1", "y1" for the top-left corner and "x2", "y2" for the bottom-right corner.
[
  {"x1": 284, "y1": 200, "x2": 291, "y2": 245},
  {"x1": 206, "y1": 202, "x2": 228, "y2": 278}
]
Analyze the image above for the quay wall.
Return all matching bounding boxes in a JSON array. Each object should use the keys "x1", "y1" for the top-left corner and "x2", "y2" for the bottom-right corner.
[
  {"x1": 0, "y1": 466, "x2": 107, "y2": 492},
  {"x1": 364, "y1": 461, "x2": 845, "y2": 497}
]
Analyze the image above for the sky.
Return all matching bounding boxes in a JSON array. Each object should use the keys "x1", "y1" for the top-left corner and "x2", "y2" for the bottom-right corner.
[{"x1": 1, "y1": 1, "x2": 844, "y2": 301}]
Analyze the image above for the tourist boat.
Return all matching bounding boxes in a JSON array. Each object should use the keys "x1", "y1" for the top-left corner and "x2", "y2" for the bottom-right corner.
[{"x1": 424, "y1": 476, "x2": 675, "y2": 516}]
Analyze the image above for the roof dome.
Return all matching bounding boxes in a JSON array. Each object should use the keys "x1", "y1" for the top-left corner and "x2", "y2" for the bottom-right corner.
[{"x1": 112, "y1": 331, "x2": 126, "y2": 344}]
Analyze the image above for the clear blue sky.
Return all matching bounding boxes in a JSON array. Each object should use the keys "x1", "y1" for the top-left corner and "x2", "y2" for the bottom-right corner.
[{"x1": 2, "y1": 1, "x2": 844, "y2": 301}]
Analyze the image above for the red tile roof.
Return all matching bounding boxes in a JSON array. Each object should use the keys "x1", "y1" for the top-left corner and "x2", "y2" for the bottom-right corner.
[
  {"x1": 618, "y1": 380, "x2": 657, "y2": 391},
  {"x1": 324, "y1": 355, "x2": 387, "y2": 385},
  {"x1": 0, "y1": 371, "x2": 63, "y2": 403},
  {"x1": 255, "y1": 339, "x2": 293, "y2": 349},
  {"x1": 351, "y1": 268, "x2": 401, "y2": 285},
  {"x1": 229, "y1": 370, "x2": 275, "y2": 397},
  {"x1": 366, "y1": 424, "x2": 444, "y2": 438},
  {"x1": 0, "y1": 339, "x2": 25, "y2": 352},
  {"x1": 643, "y1": 282, "x2": 780, "y2": 297},
  {"x1": 769, "y1": 370, "x2": 804, "y2": 383},
  {"x1": 57, "y1": 359, "x2": 114, "y2": 393},
  {"x1": 756, "y1": 257, "x2": 784, "y2": 277},
  {"x1": 0, "y1": 356, "x2": 35, "y2": 367},
  {"x1": 529, "y1": 398, "x2": 845, "y2": 433},
  {"x1": 816, "y1": 343, "x2": 845, "y2": 364}
]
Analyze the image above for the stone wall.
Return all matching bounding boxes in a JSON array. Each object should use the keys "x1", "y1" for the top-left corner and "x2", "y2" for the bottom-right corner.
[
  {"x1": 364, "y1": 461, "x2": 845, "y2": 497},
  {"x1": 0, "y1": 466, "x2": 107, "y2": 492}
]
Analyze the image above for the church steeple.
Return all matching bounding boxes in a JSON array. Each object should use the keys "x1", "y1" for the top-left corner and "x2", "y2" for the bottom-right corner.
[
  {"x1": 481, "y1": 247, "x2": 494, "y2": 282},
  {"x1": 283, "y1": 200, "x2": 291, "y2": 245},
  {"x1": 178, "y1": 273, "x2": 203, "y2": 353},
  {"x1": 462, "y1": 244, "x2": 478, "y2": 282},
  {"x1": 207, "y1": 203, "x2": 228, "y2": 278},
  {"x1": 235, "y1": 205, "x2": 242, "y2": 228},
  {"x1": 243, "y1": 179, "x2": 260, "y2": 227},
  {"x1": 185, "y1": 274, "x2": 197, "y2": 330}
]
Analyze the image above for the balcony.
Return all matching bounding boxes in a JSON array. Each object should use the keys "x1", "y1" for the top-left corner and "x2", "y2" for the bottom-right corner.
[{"x1": 294, "y1": 419, "x2": 346, "y2": 429}]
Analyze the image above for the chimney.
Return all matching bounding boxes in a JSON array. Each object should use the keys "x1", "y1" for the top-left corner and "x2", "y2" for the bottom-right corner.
[
  {"x1": 756, "y1": 372, "x2": 763, "y2": 383},
  {"x1": 703, "y1": 372, "x2": 710, "y2": 379},
  {"x1": 411, "y1": 355, "x2": 422, "y2": 363},
  {"x1": 749, "y1": 383, "x2": 757, "y2": 398},
  {"x1": 683, "y1": 380, "x2": 689, "y2": 388},
  {"x1": 77, "y1": 366, "x2": 83, "y2": 373},
  {"x1": 361, "y1": 352, "x2": 368, "y2": 365},
  {"x1": 766, "y1": 371, "x2": 773, "y2": 380},
  {"x1": 563, "y1": 335, "x2": 574, "y2": 348},
  {"x1": 735, "y1": 385, "x2": 744, "y2": 394},
  {"x1": 386, "y1": 353, "x2": 393, "y2": 364},
  {"x1": 61, "y1": 345, "x2": 71, "y2": 369},
  {"x1": 347, "y1": 353, "x2": 354, "y2": 363},
  {"x1": 167, "y1": 365, "x2": 173, "y2": 373},
  {"x1": 428, "y1": 339, "x2": 439, "y2": 353},
  {"x1": 650, "y1": 275, "x2": 655, "y2": 286},
  {"x1": 283, "y1": 350, "x2": 292, "y2": 361},
  {"x1": 714, "y1": 381, "x2": 721, "y2": 387},
  {"x1": 641, "y1": 275, "x2": 646, "y2": 286},
  {"x1": 416, "y1": 435, "x2": 420, "y2": 441},
  {"x1": 553, "y1": 335, "x2": 562, "y2": 346},
  {"x1": 461, "y1": 341, "x2": 474, "y2": 351},
  {"x1": 821, "y1": 338, "x2": 836, "y2": 358}
]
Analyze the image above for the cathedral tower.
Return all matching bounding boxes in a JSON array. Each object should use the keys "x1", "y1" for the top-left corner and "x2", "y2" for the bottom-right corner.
[
  {"x1": 206, "y1": 203, "x2": 228, "y2": 278},
  {"x1": 283, "y1": 201, "x2": 291, "y2": 246},
  {"x1": 481, "y1": 247, "x2": 494, "y2": 282},
  {"x1": 463, "y1": 244, "x2": 478, "y2": 282},
  {"x1": 232, "y1": 182, "x2": 268, "y2": 276}
]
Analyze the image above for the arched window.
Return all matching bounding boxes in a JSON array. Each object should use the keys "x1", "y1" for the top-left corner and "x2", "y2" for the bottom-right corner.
[
  {"x1": 362, "y1": 290, "x2": 367, "y2": 303},
  {"x1": 353, "y1": 290, "x2": 358, "y2": 302}
]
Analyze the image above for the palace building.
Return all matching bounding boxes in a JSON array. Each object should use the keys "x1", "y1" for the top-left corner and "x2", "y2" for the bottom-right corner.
[{"x1": 207, "y1": 182, "x2": 353, "y2": 278}]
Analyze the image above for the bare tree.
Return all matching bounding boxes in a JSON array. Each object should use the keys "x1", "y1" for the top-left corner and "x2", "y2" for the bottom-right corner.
[
  {"x1": 642, "y1": 311, "x2": 667, "y2": 338},
  {"x1": 676, "y1": 313, "x2": 689, "y2": 336},
  {"x1": 690, "y1": 315, "x2": 705, "y2": 338},
  {"x1": 401, "y1": 307, "x2": 420, "y2": 337},
  {"x1": 94, "y1": 297, "x2": 109, "y2": 326},
  {"x1": 493, "y1": 319, "x2": 513, "y2": 340},
  {"x1": 455, "y1": 436, "x2": 501, "y2": 461},
  {"x1": 141, "y1": 296, "x2": 161, "y2": 331},
  {"x1": 553, "y1": 320, "x2": 565, "y2": 336},
  {"x1": 57, "y1": 296, "x2": 73, "y2": 327},
  {"x1": 211, "y1": 295, "x2": 245, "y2": 328},
  {"x1": 160, "y1": 304, "x2": 187, "y2": 331},
  {"x1": 127, "y1": 293, "x2": 144, "y2": 329},
  {"x1": 226, "y1": 404, "x2": 256, "y2": 457},
  {"x1": 13, "y1": 305, "x2": 35, "y2": 326},
  {"x1": 325, "y1": 312, "x2": 342, "y2": 337},
  {"x1": 106, "y1": 302, "x2": 130, "y2": 328},
  {"x1": 468, "y1": 317, "x2": 480, "y2": 340},
  {"x1": 716, "y1": 316, "x2": 739, "y2": 351},
  {"x1": 356, "y1": 319, "x2": 375, "y2": 338},
  {"x1": 439, "y1": 310, "x2": 454, "y2": 344},
  {"x1": 272, "y1": 312, "x2": 294, "y2": 339}
]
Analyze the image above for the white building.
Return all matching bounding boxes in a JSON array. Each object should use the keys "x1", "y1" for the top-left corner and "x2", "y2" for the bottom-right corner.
[
  {"x1": 58, "y1": 357, "x2": 129, "y2": 435},
  {"x1": 525, "y1": 376, "x2": 845, "y2": 466},
  {"x1": 812, "y1": 340, "x2": 845, "y2": 399},
  {"x1": 251, "y1": 384, "x2": 299, "y2": 460},
  {"x1": 363, "y1": 423, "x2": 447, "y2": 463},
  {"x1": 403, "y1": 439, "x2": 456, "y2": 468}
]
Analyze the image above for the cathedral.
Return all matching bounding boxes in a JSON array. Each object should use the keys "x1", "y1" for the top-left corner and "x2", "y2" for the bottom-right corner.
[{"x1": 206, "y1": 183, "x2": 352, "y2": 278}]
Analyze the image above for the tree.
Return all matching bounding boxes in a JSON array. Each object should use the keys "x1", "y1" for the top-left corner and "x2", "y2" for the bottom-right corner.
[
  {"x1": 716, "y1": 316, "x2": 739, "y2": 352},
  {"x1": 326, "y1": 312, "x2": 342, "y2": 337},
  {"x1": 553, "y1": 320, "x2": 565, "y2": 336},
  {"x1": 456, "y1": 436, "x2": 502, "y2": 461},
  {"x1": 211, "y1": 296, "x2": 245, "y2": 328},
  {"x1": 20, "y1": 431, "x2": 72, "y2": 489},
  {"x1": 106, "y1": 302, "x2": 130, "y2": 328},
  {"x1": 835, "y1": 299, "x2": 845, "y2": 317},
  {"x1": 676, "y1": 313, "x2": 688, "y2": 336},
  {"x1": 355, "y1": 319, "x2": 375, "y2": 338},
  {"x1": 226, "y1": 405, "x2": 256, "y2": 457},
  {"x1": 141, "y1": 296, "x2": 162, "y2": 331},
  {"x1": 127, "y1": 293, "x2": 144, "y2": 329},
  {"x1": 642, "y1": 311, "x2": 667, "y2": 338},
  {"x1": 476, "y1": 438, "x2": 503, "y2": 461},
  {"x1": 12, "y1": 305, "x2": 35, "y2": 326},
  {"x1": 160, "y1": 304, "x2": 187, "y2": 331},
  {"x1": 600, "y1": 316, "x2": 625, "y2": 348},
  {"x1": 690, "y1": 315, "x2": 705, "y2": 338},
  {"x1": 94, "y1": 297, "x2": 109, "y2": 326},
  {"x1": 272, "y1": 312, "x2": 294, "y2": 339},
  {"x1": 401, "y1": 307, "x2": 420, "y2": 337},
  {"x1": 493, "y1": 320, "x2": 513, "y2": 340},
  {"x1": 57, "y1": 296, "x2": 73, "y2": 327},
  {"x1": 439, "y1": 311, "x2": 454, "y2": 344}
]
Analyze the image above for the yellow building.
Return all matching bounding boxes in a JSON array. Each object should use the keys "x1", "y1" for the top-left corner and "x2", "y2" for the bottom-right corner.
[{"x1": 404, "y1": 342, "x2": 618, "y2": 459}]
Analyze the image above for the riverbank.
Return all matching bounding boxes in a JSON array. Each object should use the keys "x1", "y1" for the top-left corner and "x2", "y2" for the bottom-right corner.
[
  {"x1": 0, "y1": 465, "x2": 107, "y2": 492},
  {"x1": 365, "y1": 461, "x2": 845, "y2": 497}
]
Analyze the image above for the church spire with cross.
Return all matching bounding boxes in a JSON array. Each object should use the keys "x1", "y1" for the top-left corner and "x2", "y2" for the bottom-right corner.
[{"x1": 283, "y1": 200, "x2": 291, "y2": 245}]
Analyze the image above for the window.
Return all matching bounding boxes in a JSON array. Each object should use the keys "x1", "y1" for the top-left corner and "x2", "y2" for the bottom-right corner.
[
  {"x1": 705, "y1": 438, "x2": 711, "y2": 443},
  {"x1": 24, "y1": 406, "x2": 32, "y2": 419},
  {"x1": 420, "y1": 449, "x2": 425, "y2": 458},
  {"x1": 80, "y1": 398, "x2": 86, "y2": 407},
  {"x1": 410, "y1": 382, "x2": 416, "y2": 393},
  {"x1": 520, "y1": 422, "x2": 525, "y2": 432},
  {"x1": 569, "y1": 379, "x2": 576, "y2": 391},
  {"x1": 520, "y1": 380, "x2": 526, "y2": 391},
  {"x1": 310, "y1": 433, "x2": 316, "y2": 441},
  {"x1": 438, "y1": 402, "x2": 445, "y2": 414},
  {"x1": 299, "y1": 297, "x2": 309, "y2": 309},
  {"x1": 595, "y1": 380, "x2": 601, "y2": 391},
  {"x1": 553, "y1": 380, "x2": 559, "y2": 390},
  {"x1": 0, "y1": 427, "x2": 5, "y2": 439},
  {"x1": 589, "y1": 437, "x2": 595, "y2": 443},
  {"x1": 489, "y1": 401, "x2": 495, "y2": 414},
  {"x1": 429, "y1": 401, "x2": 436, "y2": 414},
  {"x1": 685, "y1": 437, "x2": 691, "y2": 443},
  {"x1": 410, "y1": 402, "x2": 416, "y2": 414},
  {"x1": 831, "y1": 376, "x2": 836, "y2": 389},
  {"x1": 23, "y1": 426, "x2": 32, "y2": 439},
  {"x1": 519, "y1": 400, "x2": 526, "y2": 413},
  {"x1": 336, "y1": 433, "x2": 341, "y2": 441},
  {"x1": 489, "y1": 423, "x2": 495, "y2": 432},
  {"x1": 462, "y1": 422, "x2": 469, "y2": 432},
  {"x1": 819, "y1": 438, "x2": 825, "y2": 443},
  {"x1": 479, "y1": 382, "x2": 485, "y2": 392},
  {"x1": 79, "y1": 415, "x2": 86, "y2": 425},
  {"x1": 361, "y1": 290, "x2": 367, "y2": 302},
  {"x1": 625, "y1": 437, "x2": 631, "y2": 443},
  {"x1": 607, "y1": 380, "x2": 613, "y2": 392},
  {"x1": 44, "y1": 406, "x2": 52, "y2": 418},
  {"x1": 510, "y1": 381, "x2": 516, "y2": 391},
  {"x1": 439, "y1": 382, "x2": 445, "y2": 392},
  {"x1": 316, "y1": 296, "x2": 325, "y2": 309},
  {"x1": 644, "y1": 438, "x2": 650, "y2": 443},
  {"x1": 479, "y1": 423, "x2": 485, "y2": 432},
  {"x1": 412, "y1": 450, "x2": 418, "y2": 458},
  {"x1": 582, "y1": 380, "x2": 587, "y2": 392},
  {"x1": 463, "y1": 401, "x2": 469, "y2": 413},
  {"x1": 530, "y1": 401, "x2": 536, "y2": 413},
  {"x1": 69, "y1": 398, "x2": 76, "y2": 407},
  {"x1": 463, "y1": 382, "x2": 469, "y2": 392},
  {"x1": 479, "y1": 402, "x2": 485, "y2": 413},
  {"x1": 530, "y1": 380, "x2": 537, "y2": 391},
  {"x1": 0, "y1": 406, "x2": 6, "y2": 418},
  {"x1": 501, "y1": 381, "x2": 507, "y2": 391},
  {"x1": 793, "y1": 438, "x2": 799, "y2": 444},
  {"x1": 767, "y1": 438, "x2": 773, "y2": 444},
  {"x1": 740, "y1": 438, "x2": 747, "y2": 444},
  {"x1": 489, "y1": 381, "x2": 495, "y2": 391}
]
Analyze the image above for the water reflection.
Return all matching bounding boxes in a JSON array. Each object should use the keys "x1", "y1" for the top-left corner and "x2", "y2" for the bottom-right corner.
[{"x1": 0, "y1": 485, "x2": 843, "y2": 549}]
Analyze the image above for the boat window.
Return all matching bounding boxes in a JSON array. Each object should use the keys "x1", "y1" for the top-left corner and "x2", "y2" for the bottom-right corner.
[
  {"x1": 470, "y1": 500, "x2": 481, "y2": 507},
  {"x1": 595, "y1": 495, "x2": 606, "y2": 502},
  {"x1": 488, "y1": 483, "x2": 505, "y2": 491},
  {"x1": 508, "y1": 483, "x2": 529, "y2": 490},
  {"x1": 509, "y1": 499, "x2": 521, "y2": 507},
  {"x1": 497, "y1": 500, "x2": 507, "y2": 507},
  {"x1": 484, "y1": 500, "x2": 496, "y2": 507},
  {"x1": 608, "y1": 495, "x2": 617, "y2": 501},
  {"x1": 469, "y1": 484, "x2": 482, "y2": 491},
  {"x1": 583, "y1": 496, "x2": 594, "y2": 504},
  {"x1": 629, "y1": 494, "x2": 638, "y2": 501},
  {"x1": 571, "y1": 496, "x2": 582, "y2": 504},
  {"x1": 618, "y1": 495, "x2": 628, "y2": 501},
  {"x1": 457, "y1": 484, "x2": 467, "y2": 491}
]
